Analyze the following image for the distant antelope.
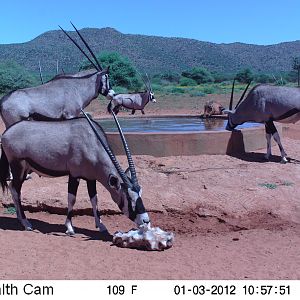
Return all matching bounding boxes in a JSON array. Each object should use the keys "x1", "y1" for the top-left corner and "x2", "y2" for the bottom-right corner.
[
  {"x1": 0, "y1": 23, "x2": 114, "y2": 127},
  {"x1": 108, "y1": 74, "x2": 156, "y2": 115},
  {"x1": 0, "y1": 112, "x2": 150, "y2": 234},
  {"x1": 203, "y1": 100, "x2": 224, "y2": 117},
  {"x1": 225, "y1": 80, "x2": 300, "y2": 163}
]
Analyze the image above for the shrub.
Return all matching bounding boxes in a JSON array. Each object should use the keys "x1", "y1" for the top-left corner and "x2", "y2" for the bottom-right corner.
[
  {"x1": 201, "y1": 86, "x2": 216, "y2": 94},
  {"x1": 182, "y1": 67, "x2": 214, "y2": 84},
  {"x1": 179, "y1": 77, "x2": 197, "y2": 86},
  {"x1": 235, "y1": 68, "x2": 254, "y2": 83},
  {"x1": 189, "y1": 91, "x2": 206, "y2": 97},
  {"x1": 0, "y1": 61, "x2": 36, "y2": 93},
  {"x1": 254, "y1": 73, "x2": 274, "y2": 83},
  {"x1": 80, "y1": 52, "x2": 142, "y2": 91}
]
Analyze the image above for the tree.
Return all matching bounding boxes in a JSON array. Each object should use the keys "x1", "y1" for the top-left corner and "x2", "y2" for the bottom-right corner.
[
  {"x1": 292, "y1": 57, "x2": 300, "y2": 87},
  {"x1": 181, "y1": 67, "x2": 214, "y2": 84},
  {"x1": 254, "y1": 73, "x2": 274, "y2": 84},
  {"x1": 0, "y1": 61, "x2": 36, "y2": 93},
  {"x1": 80, "y1": 52, "x2": 142, "y2": 91},
  {"x1": 235, "y1": 68, "x2": 254, "y2": 83}
]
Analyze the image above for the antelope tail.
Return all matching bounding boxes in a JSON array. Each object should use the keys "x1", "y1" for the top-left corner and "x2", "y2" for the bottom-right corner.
[{"x1": 0, "y1": 146, "x2": 9, "y2": 192}]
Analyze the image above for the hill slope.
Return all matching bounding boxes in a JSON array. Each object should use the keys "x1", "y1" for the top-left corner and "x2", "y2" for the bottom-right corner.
[{"x1": 0, "y1": 27, "x2": 299, "y2": 75}]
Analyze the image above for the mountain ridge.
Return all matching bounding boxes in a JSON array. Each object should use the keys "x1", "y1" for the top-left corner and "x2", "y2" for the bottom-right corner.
[{"x1": 0, "y1": 27, "x2": 299, "y2": 75}]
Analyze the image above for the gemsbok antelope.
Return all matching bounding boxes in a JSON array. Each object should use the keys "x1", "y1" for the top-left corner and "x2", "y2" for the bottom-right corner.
[
  {"x1": 225, "y1": 80, "x2": 300, "y2": 163},
  {"x1": 0, "y1": 112, "x2": 150, "y2": 234},
  {"x1": 0, "y1": 23, "x2": 114, "y2": 127},
  {"x1": 203, "y1": 100, "x2": 224, "y2": 117},
  {"x1": 108, "y1": 74, "x2": 156, "y2": 115}
]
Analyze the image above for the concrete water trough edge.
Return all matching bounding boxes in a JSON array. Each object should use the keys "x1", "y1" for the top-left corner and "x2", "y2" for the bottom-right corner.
[{"x1": 101, "y1": 115, "x2": 278, "y2": 157}]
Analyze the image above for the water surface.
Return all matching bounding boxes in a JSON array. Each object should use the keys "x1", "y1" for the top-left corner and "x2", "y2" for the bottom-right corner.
[{"x1": 98, "y1": 117, "x2": 261, "y2": 133}]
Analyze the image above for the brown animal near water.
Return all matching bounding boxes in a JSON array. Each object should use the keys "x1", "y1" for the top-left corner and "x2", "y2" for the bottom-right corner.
[{"x1": 203, "y1": 100, "x2": 225, "y2": 117}]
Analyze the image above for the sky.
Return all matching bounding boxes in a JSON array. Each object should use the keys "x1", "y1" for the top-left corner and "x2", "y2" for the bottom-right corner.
[{"x1": 0, "y1": 0, "x2": 299, "y2": 45}]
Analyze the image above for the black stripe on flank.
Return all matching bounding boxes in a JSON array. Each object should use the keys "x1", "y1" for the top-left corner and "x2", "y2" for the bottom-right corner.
[
  {"x1": 25, "y1": 158, "x2": 69, "y2": 177},
  {"x1": 29, "y1": 112, "x2": 66, "y2": 122},
  {"x1": 274, "y1": 108, "x2": 300, "y2": 121}
]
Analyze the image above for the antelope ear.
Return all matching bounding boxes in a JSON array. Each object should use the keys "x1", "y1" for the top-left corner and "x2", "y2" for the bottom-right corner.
[
  {"x1": 108, "y1": 174, "x2": 120, "y2": 190},
  {"x1": 106, "y1": 65, "x2": 110, "y2": 74}
]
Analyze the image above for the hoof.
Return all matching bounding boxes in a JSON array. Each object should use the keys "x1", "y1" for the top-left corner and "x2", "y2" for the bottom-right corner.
[
  {"x1": 66, "y1": 229, "x2": 75, "y2": 236},
  {"x1": 22, "y1": 219, "x2": 33, "y2": 231},
  {"x1": 25, "y1": 174, "x2": 32, "y2": 180},
  {"x1": 281, "y1": 157, "x2": 288, "y2": 164}
]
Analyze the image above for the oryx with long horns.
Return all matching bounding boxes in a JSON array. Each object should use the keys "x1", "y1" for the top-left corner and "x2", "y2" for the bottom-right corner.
[
  {"x1": 108, "y1": 73, "x2": 156, "y2": 115},
  {"x1": 0, "y1": 112, "x2": 150, "y2": 234},
  {"x1": 225, "y1": 81, "x2": 300, "y2": 163},
  {"x1": 0, "y1": 22, "x2": 115, "y2": 128}
]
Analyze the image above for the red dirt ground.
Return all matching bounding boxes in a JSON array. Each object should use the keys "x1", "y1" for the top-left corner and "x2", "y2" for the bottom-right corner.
[{"x1": 0, "y1": 96, "x2": 300, "y2": 279}]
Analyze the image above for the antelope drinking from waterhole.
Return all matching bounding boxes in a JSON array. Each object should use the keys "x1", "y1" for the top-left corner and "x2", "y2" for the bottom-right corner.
[{"x1": 225, "y1": 80, "x2": 300, "y2": 163}]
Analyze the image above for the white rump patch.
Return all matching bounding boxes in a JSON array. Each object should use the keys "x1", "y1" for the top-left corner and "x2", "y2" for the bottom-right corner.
[{"x1": 113, "y1": 223, "x2": 174, "y2": 251}]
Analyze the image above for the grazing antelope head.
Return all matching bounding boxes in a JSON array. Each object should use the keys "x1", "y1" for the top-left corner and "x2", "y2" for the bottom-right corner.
[{"x1": 81, "y1": 110, "x2": 150, "y2": 226}]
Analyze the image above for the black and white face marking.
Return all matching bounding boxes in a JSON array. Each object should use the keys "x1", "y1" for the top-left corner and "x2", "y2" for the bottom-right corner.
[
  {"x1": 100, "y1": 73, "x2": 115, "y2": 98},
  {"x1": 119, "y1": 184, "x2": 149, "y2": 226},
  {"x1": 149, "y1": 91, "x2": 156, "y2": 103}
]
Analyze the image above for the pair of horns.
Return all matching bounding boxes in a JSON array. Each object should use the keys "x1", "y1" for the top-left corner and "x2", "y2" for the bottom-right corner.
[
  {"x1": 81, "y1": 109, "x2": 139, "y2": 189},
  {"x1": 137, "y1": 70, "x2": 152, "y2": 92},
  {"x1": 229, "y1": 79, "x2": 251, "y2": 110},
  {"x1": 59, "y1": 22, "x2": 103, "y2": 72}
]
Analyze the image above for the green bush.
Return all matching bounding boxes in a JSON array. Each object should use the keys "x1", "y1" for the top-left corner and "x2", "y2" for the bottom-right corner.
[
  {"x1": 254, "y1": 73, "x2": 274, "y2": 83},
  {"x1": 153, "y1": 71, "x2": 181, "y2": 85},
  {"x1": 182, "y1": 67, "x2": 214, "y2": 84},
  {"x1": 201, "y1": 86, "x2": 216, "y2": 94},
  {"x1": 80, "y1": 52, "x2": 142, "y2": 91},
  {"x1": 235, "y1": 68, "x2": 254, "y2": 83},
  {"x1": 189, "y1": 91, "x2": 206, "y2": 97},
  {"x1": 0, "y1": 61, "x2": 36, "y2": 93},
  {"x1": 179, "y1": 77, "x2": 197, "y2": 86},
  {"x1": 165, "y1": 86, "x2": 185, "y2": 94}
]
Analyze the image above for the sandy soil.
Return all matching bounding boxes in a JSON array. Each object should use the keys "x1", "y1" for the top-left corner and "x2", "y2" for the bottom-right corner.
[{"x1": 0, "y1": 95, "x2": 300, "y2": 279}]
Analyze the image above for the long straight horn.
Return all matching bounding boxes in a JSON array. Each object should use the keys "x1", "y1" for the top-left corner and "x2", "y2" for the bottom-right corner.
[
  {"x1": 59, "y1": 25, "x2": 99, "y2": 71},
  {"x1": 229, "y1": 78, "x2": 235, "y2": 110},
  {"x1": 234, "y1": 80, "x2": 251, "y2": 109},
  {"x1": 70, "y1": 22, "x2": 102, "y2": 71},
  {"x1": 56, "y1": 60, "x2": 59, "y2": 75},
  {"x1": 80, "y1": 109, "x2": 131, "y2": 187},
  {"x1": 145, "y1": 72, "x2": 152, "y2": 91},
  {"x1": 111, "y1": 111, "x2": 139, "y2": 188},
  {"x1": 136, "y1": 69, "x2": 149, "y2": 90},
  {"x1": 38, "y1": 60, "x2": 44, "y2": 84}
]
